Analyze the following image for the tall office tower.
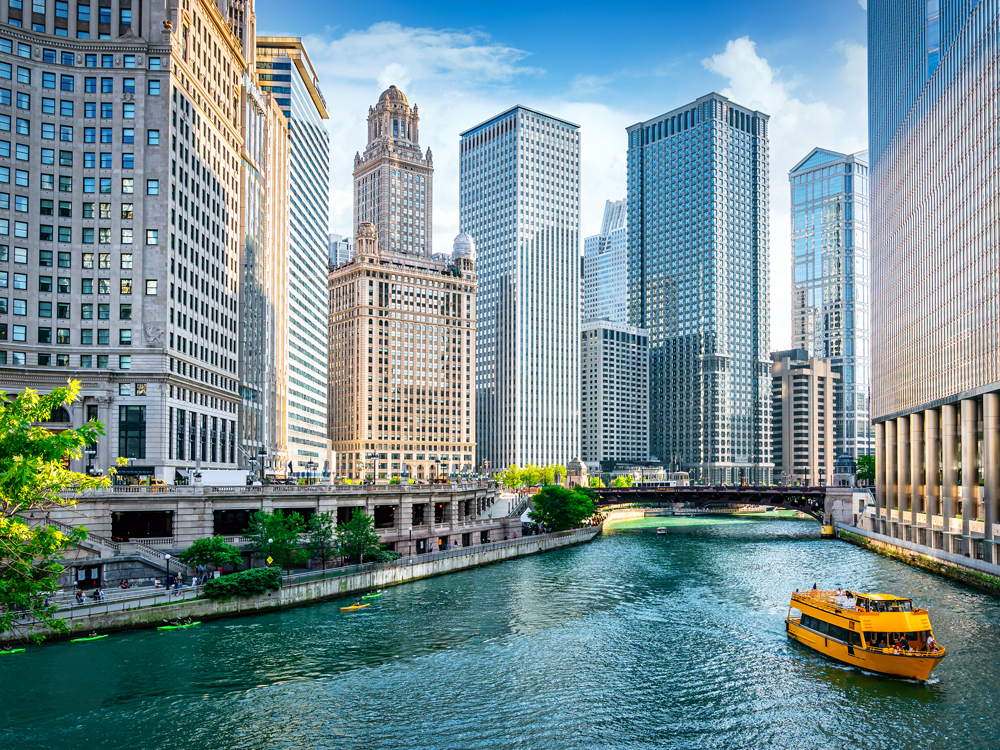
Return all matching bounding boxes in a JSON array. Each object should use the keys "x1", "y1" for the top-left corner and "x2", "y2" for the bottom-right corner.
[
  {"x1": 327, "y1": 225, "x2": 477, "y2": 480},
  {"x1": 461, "y1": 107, "x2": 580, "y2": 471},
  {"x1": 789, "y1": 148, "x2": 871, "y2": 461},
  {"x1": 256, "y1": 38, "x2": 333, "y2": 478},
  {"x1": 580, "y1": 320, "x2": 649, "y2": 468},
  {"x1": 353, "y1": 86, "x2": 433, "y2": 257},
  {"x1": 870, "y1": 1, "x2": 1000, "y2": 552},
  {"x1": 328, "y1": 233, "x2": 353, "y2": 268},
  {"x1": 582, "y1": 199, "x2": 627, "y2": 323},
  {"x1": 771, "y1": 349, "x2": 837, "y2": 486},
  {"x1": 0, "y1": 0, "x2": 261, "y2": 483},
  {"x1": 627, "y1": 94, "x2": 772, "y2": 485}
]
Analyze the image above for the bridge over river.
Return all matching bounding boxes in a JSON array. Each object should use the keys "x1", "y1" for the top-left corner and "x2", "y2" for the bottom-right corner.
[{"x1": 596, "y1": 485, "x2": 828, "y2": 521}]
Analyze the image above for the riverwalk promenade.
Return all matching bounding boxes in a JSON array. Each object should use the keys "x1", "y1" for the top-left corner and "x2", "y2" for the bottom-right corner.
[{"x1": 3, "y1": 524, "x2": 602, "y2": 641}]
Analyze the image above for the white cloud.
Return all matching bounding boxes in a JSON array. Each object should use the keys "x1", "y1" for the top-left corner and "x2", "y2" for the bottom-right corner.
[
  {"x1": 858, "y1": 0, "x2": 868, "y2": 10},
  {"x1": 703, "y1": 36, "x2": 867, "y2": 350}
]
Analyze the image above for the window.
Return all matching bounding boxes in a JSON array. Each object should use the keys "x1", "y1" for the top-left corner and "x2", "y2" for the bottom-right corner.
[
  {"x1": 119, "y1": 329, "x2": 131, "y2": 346},
  {"x1": 0, "y1": 89, "x2": 8, "y2": 105},
  {"x1": 99, "y1": 203, "x2": 111, "y2": 219},
  {"x1": 101, "y1": 54, "x2": 113, "y2": 68},
  {"x1": 39, "y1": 225, "x2": 53, "y2": 242},
  {"x1": 118, "y1": 405, "x2": 145, "y2": 458},
  {"x1": 13, "y1": 325, "x2": 26, "y2": 342},
  {"x1": 60, "y1": 75, "x2": 74, "y2": 92},
  {"x1": 118, "y1": 354, "x2": 131, "y2": 370},
  {"x1": 121, "y1": 227, "x2": 133, "y2": 243},
  {"x1": 58, "y1": 200, "x2": 70, "y2": 217},
  {"x1": 120, "y1": 203, "x2": 132, "y2": 219},
  {"x1": 41, "y1": 123, "x2": 55, "y2": 140},
  {"x1": 96, "y1": 355, "x2": 107, "y2": 368},
  {"x1": 58, "y1": 175, "x2": 71, "y2": 191},
  {"x1": 14, "y1": 221, "x2": 27, "y2": 238},
  {"x1": 38, "y1": 277, "x2": 52, "y2": 293},
  {"x1": 80, "y1": 354, "x2": 92, "y2": 367},
  {"x1": 55, "y1": 3, "x2": 68, "y2": 20},
  {"x1": 42, "y1": 50, "x2": 55, "y2": 64},
  {"x1": 59, "y1": 125, "x2": 72, "y2": 141},
  {"x1": 56, "y1": 328, "x2": 69, "y2": 344},
  {"x1": 122, "y1": 103, "x2": 134, "y2": 119},
  {"x1": 0, "y1": 167, "x2": 8, "y2": 184},
  {"x1": 100, "y1": 127, "x2": 111, "y2": 143},
  {"x1": 82, "y1": 202, "x2": 94, "y2": 218},
  {"x1": 84, "y1": 152, "x2": 95, "y2": 168},
  {"x1": 78, "y1": 3, "x2": 89, "y2": 21},
  {"x1": 14, "y1": 143, "x2": 27, "y2": 160},
  {"x1": 146, "y1": 229, "x2": 158, "y2": 245},
  {"x1": 16, "y1": 118, "x2": 29, "y2": 136},
  {"x1": 0, "y1": 193, "x2": 6, "y2": 209},
  {"x1": 119, "y1": 302, "x2": 131, "y2": 319},
  {"x1": 98, "y1": 278, "x2": 110, "y2": 294},
  {"x1": 100, "y1": 102, "x2": 112, "y2": 118},
  {"x1": 40, "y1": 199, "x2": 54, "y2": 216},
  {"x1": 97, "y1": 303, "x2": 108, "y2": 319},
  {"x1": 98, "y1": 227, "x2": 110, "y2": 245},
  {"x1": 100, "y1": 152, "x2": 111, "y2": 168},
  {"x1": 15, "y1": 92, "x2": 28, "y2": 109},
  {"x1": 147, "y1": 129, "x2": 159, "y2": 145},
  {"x1": 145, "y1": 279, "x2": 157, "y2": 295},
  {"x1": 39, "y1": 249, "x2": 52, "y2": 265},
  {"x1": 99, "y1": 177, "x2": 111, "y2": 193},
  {"x1": 120, "y1": 252, "x2": 132, "y2": 269},
  {"x1": 148, "y1": 80, "x2": 160, "y2": 96},
  {"x1": 120, "y1": 8, "x2": 131, "y2": 25},
  {"x1": 57, "y1": 250, "x2": 69, "y2": 267},
  {"x1": 82, "y1": 252, "x2": 93, "y2": 268},
  {"x1": 83, "y1": 102, "x2": 95, "y2": 118},
  {"x1": 122, "y1": 128, "x2": 134, "y2": 143},
  {"x1": 123, "y1": 78, "x2": 135, "y2": 93},
  {"x1": 14, "y1": 247, "x2": 26, "y2": 263},
  {"x1": 81, "y1": 304, "x2": 93, "y2": 319},
  {"x1": 56, "y1": 278, "x2": 69, "y2": 294},
  {"x1": 0, "y1": 115, "x2": 9, "y2": 131},
  {"x1": 81, "y1": 278, "x2": 92, "y2": 294},
  {"x1": 146, "y1": 179, "x2": 158, "y2": 195},
  {"x1": 121, "y1": 153, "x2": 134, "y2": 169},
  {"x1": 40, "y1": 147, "x2": 53, "y2": 164},
  {"x1": 38, "y1": 326, "x2": 51, "y2": 343},
  {"x1": 60, "y1": 100, "x2": 73, "y2": 117},
  {"x1": 17, "y1": 170, "x2": 30, "y2": 187},
  {"x1": 84, "y1": 77, "x2": 96, "y2": 93},
  {"x1": 84, "y1": 127, "x2": 95, "y2": 143},
  {"x1": 17, "y1": 68, "x2": 31, "y2": 85},
  {"x1": 58, "y1": 226, "x2": 70, "y2": 243},
  {"x1": 83, "y1": 177, "x2": 95, "y2": 193},
  {"x1": 148, "y1": 58, "x2": 161, "y2": 71},
  {"x1": 41, "y1": 97, "x2": 55, "y2": 114},
  {"x1": 121, "y1": 178, "x2": 133, "y2": 194},
  {"x1": 13, "y1": 195, "x2": 25, "y2": 211},
  {"x1": 123, "y1": 55, "x2": 135, "y2": 69},
  {"x1": 97, "y1": 328, "x2": 109, "y2": 344},
  {"x1": 120, "y1": 278, "x2": 132, "y2": 294}
]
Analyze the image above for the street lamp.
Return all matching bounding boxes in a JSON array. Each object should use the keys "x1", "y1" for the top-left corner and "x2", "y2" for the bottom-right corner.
[
  {"x1": 164, "y1": 554, "x2": 171, "y2": 590},
  {"x1": 408, "y1": 525, "x2": 413, "y2": 557},
  {"x1": 267, "y1": 538, "x2": 274, "y2": 567}
]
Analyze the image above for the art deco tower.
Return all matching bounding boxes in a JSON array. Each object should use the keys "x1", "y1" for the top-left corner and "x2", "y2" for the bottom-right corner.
[{"x1": 354, "y1": 86, "x2": 434, "y2": 256}]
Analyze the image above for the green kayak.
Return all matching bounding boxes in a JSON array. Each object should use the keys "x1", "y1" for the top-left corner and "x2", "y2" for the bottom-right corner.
[
  {"x1": 71, "y1": 635, "x2": 108, "y2": 642},
  {"x1": 157, "y1": 621, "x2": 201, "y2": 631},
  {"x1": 362, "y1": 592, "x2": 383, "y2": 600},
  {"x1": 0, "y1": 648, "x2": 25, "y2": 655}
]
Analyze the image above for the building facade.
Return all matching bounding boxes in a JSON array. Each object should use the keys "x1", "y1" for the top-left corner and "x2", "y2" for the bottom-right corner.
[
  {"x1": 770, "y1": 349, "x2": 837, "y2": 486},
  {"x1": 870, "y1": 0, "x2": 1000, "y2": 558},
  {"x1": 460, "y1": 106, "x2": 580, "y2": 471},
  {"x1": 582, "y1": 199, "x2": 627, "y2": 323},
  {"x1": 256, "y1": 38, "x2": 332, "y2": 478},
  {"x1": 789, "y1": 147, "x2": 871, "y2": 460},
  {"x1": 328, "y1": 232, "x2": 352, "y2": 267},
  {"x1": 353, "y1": 85, "x2": 432, "y2": 257},
  {"x1": 627, "y1": 93, "x2": 772, "y2": 485},
  {"x1": 0, "y1": 0, "x2": 264, "y2": 482},
  {"x1": 327, "y1": 224, "x2": 476, "y2": 481},
  {"x1": 580, "y1": 319, "x2": 649, "y2": 469}
]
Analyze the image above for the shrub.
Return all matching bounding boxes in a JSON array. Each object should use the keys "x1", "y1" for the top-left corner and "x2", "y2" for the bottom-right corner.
[
  {"x1": 367, "y1": 549, "x2": 403, "y2": 563},
  {"x1": 203, "y1": 567, "x2": 281, "y2": 599}
]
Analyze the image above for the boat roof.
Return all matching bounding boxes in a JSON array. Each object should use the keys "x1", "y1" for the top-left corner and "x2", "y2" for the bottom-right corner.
[{"x1": 860, "y1": 594, "x2": 911, "y2": 601}]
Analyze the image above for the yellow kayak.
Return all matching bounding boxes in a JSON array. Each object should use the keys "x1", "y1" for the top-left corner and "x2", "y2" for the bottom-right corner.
[{"x1": 340, "y1": 603, "x2": 370, "y2": 611}]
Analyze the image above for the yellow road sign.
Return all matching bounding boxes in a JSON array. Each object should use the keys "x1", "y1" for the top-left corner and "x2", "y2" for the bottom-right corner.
[{"x1": 266, "y1": 556, "x2": 273, "y2": 565}]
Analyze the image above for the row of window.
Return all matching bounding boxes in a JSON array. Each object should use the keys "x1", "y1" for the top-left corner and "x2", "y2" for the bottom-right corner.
[
  {"x1": 0, "y1": 116, "x2": 142, "y2": 138},
  {"x1": 2, "y1": 145, "x2": 160, "y2": 167},
  {"x1": 2, "y1": 81, "x2": 159, "y2": 108},
  {"x1": 0, "y1": 222, "x2": 158, "y2": 242},
  {"x1": 1, "y1": 201, "x2": 140, "y2": 218},
  {"x1": 0, "y1": 350, "x2": 131, "y2": 368},
  {"x1": 2, "y1": 297, "x2": 135, "y2": 316},
  {"x1": 0, "y1": 273, "x2": 158, "y2": 294},
  {"x1": 0, "y1": 323, "x2": 132, "y2": 344},
  {"x1": 0, "y1": 171, "x2": 158, "y2": 193}
]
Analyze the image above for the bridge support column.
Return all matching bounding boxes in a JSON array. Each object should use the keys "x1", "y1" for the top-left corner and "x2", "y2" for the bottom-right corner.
[
  {"x1": 896, "y1": 416, "x2": 910, "y2": 541},
  {"x1": 961, "y1": 398, "x2": 979, "y2": 551},
  {"x1": 942, "y1": 403, "x2": 959, "y2": 553},
  {"x1": 885, "y1": 419, "x2": 897, "y2": 537},
  {"x1": 924, "y1": 408, "x2": 940, "y2": 546},
  {"x1": 875, "y1": 421, "x2": 886, "y2": 534},
  {"x1": 910, "y1": 411, "x2": 923, "y2": 543}
]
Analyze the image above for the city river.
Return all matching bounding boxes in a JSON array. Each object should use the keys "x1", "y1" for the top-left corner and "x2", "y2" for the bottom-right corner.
[{"x1": 3, "y1": 515, "x2": 1000, "y2": 750}]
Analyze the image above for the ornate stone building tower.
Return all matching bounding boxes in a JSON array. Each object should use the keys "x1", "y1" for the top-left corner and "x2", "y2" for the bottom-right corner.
[{"x1": 354, "y1": 86, "x2": 434, "y2": 256}]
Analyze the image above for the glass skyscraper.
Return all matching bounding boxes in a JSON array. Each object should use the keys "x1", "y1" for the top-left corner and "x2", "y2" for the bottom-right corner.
[
  {"x1": 870, "y1": 0, "x2": 1000, "y2": 554},
  {"x1": 789, "y1": 148, "x2": 872, "y2": 461},
  {"x1": 627, "y1": 94, "x2": 772, "y2": 485},
  {"x1": 461, "y1": 106, "x2": 580, "y2": 471},
  {"x1": 582, "y1": 199, "x2": 627, "y2": 323},
  {"x1": 256, "y1": 39, "x2": 333, "y2": 477}
]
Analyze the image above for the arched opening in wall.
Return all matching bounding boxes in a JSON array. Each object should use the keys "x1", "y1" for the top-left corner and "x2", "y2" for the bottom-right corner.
[
  {"x1": 417, "y1": 465, "x2": 425, "y2": 480},
  {"x1": 46, "y1": 406, "x2": 71, "y2": 423}
]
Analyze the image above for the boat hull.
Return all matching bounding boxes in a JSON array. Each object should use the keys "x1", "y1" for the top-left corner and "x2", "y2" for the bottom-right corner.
[{"x1": 786, "y1": 620, "x2": 944, "y2": 681}]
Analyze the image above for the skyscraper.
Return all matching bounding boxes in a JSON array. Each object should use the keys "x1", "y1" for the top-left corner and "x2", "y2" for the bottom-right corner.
[
  {"x1": 461, "y1": 107, "x2": 580, "y2": 471},
  {"x1": 627, "y1": 94, "x2": 772, "y2": 485},
  {"x1": 870, "y1": 0, "x2": 1000, "y2": 554},
  {"x1": 0, "y1": 0, "x2": 258, "y2": 482},
  {"x1": 256, "y1": 38, "x2": 333, "y2": 478},
  {"x1": 771, "y1": 349, "x2": 837, "y2": 486},
  {"x1": 788, "y1": 148, "x2": 871, "y2": 460},
  {"x1": 582, "y1": 199, "x2": 627, "y2": 323},
  {"x1": 353, "y1": 86, "x2": 433, "y2": 257},
  {"x1": 328, "y1": 234, "x2": 354, "y2": 268}
]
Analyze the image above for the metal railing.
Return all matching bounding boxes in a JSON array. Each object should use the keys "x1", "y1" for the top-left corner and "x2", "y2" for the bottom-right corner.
[
  {"x1": 49, "y1": 585, "x2": 203, "y2": 616},
  {"x1": 70, "y1": 481, "x2": 496, "y2": 498}
]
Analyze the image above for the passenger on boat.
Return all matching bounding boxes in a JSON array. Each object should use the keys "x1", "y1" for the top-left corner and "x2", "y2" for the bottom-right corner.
[
  {"x1": 876, "y1": 637, "x2": 887, "y2": 649},
  {"x1": 898, "y1": 636, "x2": 910, "y2": 651},
  {"x1": 926, "y1": 635, "x2": 937, "y2": 652}
]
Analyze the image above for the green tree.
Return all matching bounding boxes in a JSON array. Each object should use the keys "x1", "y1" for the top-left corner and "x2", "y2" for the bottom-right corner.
[
  {"x1": 589, "y1": 476, "x2": 606, "y2": 488},
  {"x1": 336, "y1": 511, "x2": 382, "y2": 564},
  {"x1": 529, "y1": 485, "x2": 595, "y2": 532},
  {"x1": 306, "y1": 511, "x2": 337, "y2": 570},
  {"x1": 177, "y1": 535, "x2": 242, "y2": 571},
  {"x1": 523, "y1": 463, "x2": 543, "y2": 487},
  {"x1": 554, "y1": 464, "x2": 567, "y2": 484},
  {"x1": 245, "y1": 509, "x2": 306, "y2": 572},
  {"x1": 541, "y1": 465, "x2": 556, "y2": 486},
  {"x1": 613, "y1": 475, "x2": 634, "y2": 487},
  {"x1": 856, "y1": 455, "x2": 875, "y2": 486},
  {"x1": 1, "y1": 382, "x2": 110, "y2": 641}
]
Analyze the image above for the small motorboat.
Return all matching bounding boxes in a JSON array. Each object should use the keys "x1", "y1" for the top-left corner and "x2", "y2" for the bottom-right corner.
[
  {"x1": 656, "y1": 527, "x2": 667, "y2": 535},
  {"x1": 341, "y1": 603, "x2": 371, "y2": 611}
]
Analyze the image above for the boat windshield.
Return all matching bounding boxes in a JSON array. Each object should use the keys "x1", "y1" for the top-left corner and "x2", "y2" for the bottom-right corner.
[{"x1": 854, "y1": 598, "x2": 912, "y2": 613}]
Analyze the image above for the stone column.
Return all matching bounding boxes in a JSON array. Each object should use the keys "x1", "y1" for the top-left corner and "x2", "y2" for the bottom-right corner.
[
  {"x1": 924, "y1": 408, "x2": 940, "y2": 536},
  {"x1": 909, "y1": 412, "x2": 923, "y2": 535},
  {"x1": 875, "y1": 421, "x2": 886, "y2": 531},
  {"x1": 983, "y1": 392, "x2": 999, "y2": 561},
  {"x1": 896, "y1": 416, "x2": 909, "y2": 538},
  {"x1": 885, "y1": 419, "x2": 897, "y2": 535},
  {"x1": 941, "y1": 403, "x2": 959, "y2": 547},
  {"x1": 96, "y1": 396, "x2": 114, "y2": 476},
  {"x1": 961, "y1": 398, "x2": 978, "y2": 544}
]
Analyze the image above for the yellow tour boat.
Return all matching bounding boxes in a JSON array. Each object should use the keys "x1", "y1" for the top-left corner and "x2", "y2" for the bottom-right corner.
[{"x1": 786, "y1": 589, "x2": 945, "y2": 681}]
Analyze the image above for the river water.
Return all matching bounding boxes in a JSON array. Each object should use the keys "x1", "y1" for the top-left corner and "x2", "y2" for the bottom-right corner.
[{"x1": 3, "y1": 515, "x2": 1000, "y2": 750}]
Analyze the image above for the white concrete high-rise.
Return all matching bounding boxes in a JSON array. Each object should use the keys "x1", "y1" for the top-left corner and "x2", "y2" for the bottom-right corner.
[
  {"x1": 328, "y1": 234, "x2": 354, "y2": 268},
  {"x1": 461, "y1": 106, "x2": 580, "y2": 471},
  {"x1": 256, "y1": 38, "x2": 333, "y2": 478},
  {"x1": 582, "y1": 200, "x2": 627, "y2": 323}
]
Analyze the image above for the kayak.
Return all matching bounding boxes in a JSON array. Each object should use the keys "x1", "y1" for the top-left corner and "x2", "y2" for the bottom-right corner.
[
  {"x1": 363, "y1": 592, "x2": 383, "y2": 599},
  {"x1": 341, "y1": 604, "x2": 370, "y2": 611},
  {"x1": 157, "y1": 621, "x2": 202, "y2": 631},
  {"x1": 71, "y1": 635, "x2": 108, "y2": 642},
  {"x1": 0, "y1": 648, "x2": 25, "y2": 655}
]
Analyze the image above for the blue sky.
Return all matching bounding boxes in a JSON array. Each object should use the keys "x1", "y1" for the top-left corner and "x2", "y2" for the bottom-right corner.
[{"x1": 256, "y1": 0, "x2": 869, "y2": 349}]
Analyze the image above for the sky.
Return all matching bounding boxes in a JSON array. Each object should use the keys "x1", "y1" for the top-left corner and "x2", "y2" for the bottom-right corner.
[{"x1": 256, "y1": 0, "x2": 869, "y2": 350}]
